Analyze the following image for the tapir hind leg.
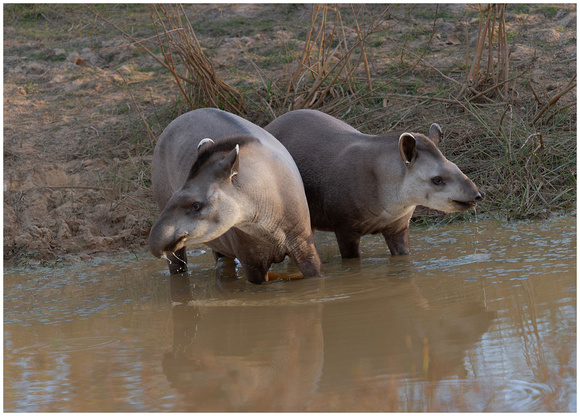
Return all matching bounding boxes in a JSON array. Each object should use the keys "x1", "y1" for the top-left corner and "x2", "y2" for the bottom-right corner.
[
  {"x1": 335, "y1": 229, "x2": 361, "y2": 258},
  {"x1": 167, "y1": 247, "x2": 188, "y2": 274},
  {"x1": 383, "y1": 228, "x2": 410, "y2": 255}
]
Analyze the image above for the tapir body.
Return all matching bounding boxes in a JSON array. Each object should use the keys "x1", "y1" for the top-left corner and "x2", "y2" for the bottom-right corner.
[
  {"x1": 265, "y1": 109, "x2": 483, "y2": 258},
  {"x1": 149, "y1": 108, "x2": 322, "y2": 284}
]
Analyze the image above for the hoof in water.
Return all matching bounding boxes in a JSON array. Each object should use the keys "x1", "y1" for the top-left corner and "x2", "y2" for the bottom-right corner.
[{"x1": 265, "y1": 271, "x2": 304, "y2": 282}]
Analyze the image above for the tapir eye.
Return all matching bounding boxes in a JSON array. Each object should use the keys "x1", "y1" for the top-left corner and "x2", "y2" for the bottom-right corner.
[
  {"x1": 191, "y1": 202, "x2": 203, "y2": 212},
  {"x1": 432, "y1": 176, "x2": 444, "y2": 185}
]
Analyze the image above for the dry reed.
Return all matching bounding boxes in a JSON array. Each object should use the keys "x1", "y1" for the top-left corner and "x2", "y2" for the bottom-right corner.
[
  {"x1": 458, "y1": 4, "x2": 511, "y2": 101},
  {"x1": 148, "y1": 4, "x2": 245, "y2": 115},
  {"x1": 88, "y1": 4, "x2": 245, "y2": 116},
  {"x1": 279, "y1": 4, "x2": 391, "y2": 116}
]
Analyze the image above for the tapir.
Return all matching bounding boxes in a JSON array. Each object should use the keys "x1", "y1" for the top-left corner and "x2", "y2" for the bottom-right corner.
[
  {"x1": 148, "y1": 108, "x2": 322, "y2": 284},
  {"x1": 265, "y1": 109, "x2": 484, "y2": 258}
]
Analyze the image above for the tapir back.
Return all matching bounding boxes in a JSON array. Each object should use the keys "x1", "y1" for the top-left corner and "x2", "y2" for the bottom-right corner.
[{"x1": 152, "y1": 108, "x2": 293, "y2": 210}]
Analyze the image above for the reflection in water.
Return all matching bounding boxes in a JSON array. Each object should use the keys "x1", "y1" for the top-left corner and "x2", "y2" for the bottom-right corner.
[
  {"x1": 162, "y1": 273, "x2": 494, "y2": 412},
  {"x1": 162, "y1": 275, "x2": 324, "y2": 412},
  {"x1": 3, "y1": 216, "x2": 576, "y2": 411}
]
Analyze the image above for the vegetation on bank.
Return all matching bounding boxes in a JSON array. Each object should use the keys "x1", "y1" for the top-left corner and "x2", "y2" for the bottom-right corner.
[{"x1": 91, "y1": 3, "x2": 576, "y2": 221}]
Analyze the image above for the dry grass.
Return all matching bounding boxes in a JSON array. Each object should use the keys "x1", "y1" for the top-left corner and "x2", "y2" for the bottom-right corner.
[
  {"x1": 88, "y1": 4, "x2": 245, "y2": 120},
  {"x1": 458, "y1": 4, "x2": 511, "y2": 100},
  {"x1": 147, "y1": 4, "x2": 244, "y2": 115},
  {"x1": 278, "y1": 4, "x2": 389, "y2": 116},
  {"x1": 92, "y1": 4, "x2": 576, "y2": 220}
]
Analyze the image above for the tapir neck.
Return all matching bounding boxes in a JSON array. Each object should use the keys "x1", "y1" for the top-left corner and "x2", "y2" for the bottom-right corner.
[
  {"x1": 235, "y1": 215, "x2": 285, "y2": 245},
  {"x1": 230, "y1": 179, "x2": 285, "y2": 240},
  {"x1": 371, "y1": 144, "x2": 411, "y2": 210}
]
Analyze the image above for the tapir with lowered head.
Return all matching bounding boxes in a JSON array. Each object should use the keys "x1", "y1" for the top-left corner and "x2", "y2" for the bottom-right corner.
[
  {"x1": 265, "y1": 109, "x2": 484, "y2": 258},
  {"x1": 148, "y1": 108, "x2": 322, "y2": 284}
]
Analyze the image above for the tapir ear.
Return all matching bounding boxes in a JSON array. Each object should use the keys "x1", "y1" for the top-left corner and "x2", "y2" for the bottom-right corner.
[
  {"x1": 197, "y1": 138, "x2": 215, "y2": 153},
  {"x1": 398, "y1": 133, "x2": 417, "y2": 167},
  {"x1": 221, "y1": 144, "x2": 240, "y2": 179},
  {"x1": 428, "y1": 123, "x2": 442, "y2": 146}
]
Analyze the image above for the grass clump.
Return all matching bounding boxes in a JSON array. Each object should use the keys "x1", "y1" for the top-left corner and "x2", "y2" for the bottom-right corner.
[{"x1": 443, "y1": 106, "x2": 576, "y2": 219}]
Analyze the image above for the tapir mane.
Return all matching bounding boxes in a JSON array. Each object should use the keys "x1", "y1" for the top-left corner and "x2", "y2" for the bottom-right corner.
[{"x1": 188, "y1": 134, "x2": 258, "y2": 180}]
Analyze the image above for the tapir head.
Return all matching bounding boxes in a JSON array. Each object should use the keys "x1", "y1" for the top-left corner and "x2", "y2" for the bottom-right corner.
[
  {"x1": 148, "y1": 138, "x2": 243, "y2": 259},
  {"x1": 398, "y1": 124, "x2": 484, "y2": 213}
]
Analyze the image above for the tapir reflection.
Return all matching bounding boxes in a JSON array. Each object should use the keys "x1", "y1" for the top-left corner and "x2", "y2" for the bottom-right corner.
[
  {"x1": 162, "y1": 274, "x2": 495, "y2": 411},
  {"x1": 162, "y1": 275, "x2": 324, "y2": 412}
]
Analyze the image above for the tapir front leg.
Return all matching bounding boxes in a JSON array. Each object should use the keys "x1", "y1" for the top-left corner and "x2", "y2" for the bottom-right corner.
[
  {"x1": 383, "y1": 227, "x2": 410, "y2": 255},
  {"x1": 240, "y1": 262, "x2": 269, "y2": 284},
  {"x1": 288, "y1": 238, "x2": 323, "y2": 278}
]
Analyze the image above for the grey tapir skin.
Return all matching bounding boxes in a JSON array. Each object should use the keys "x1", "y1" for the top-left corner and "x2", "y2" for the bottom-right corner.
[
  {"x1": 265, "y1": 109, "x2": 484, "y2": 258},
  {"x1": 149, "y1": 108, "x2": 322, "y2": 284}
]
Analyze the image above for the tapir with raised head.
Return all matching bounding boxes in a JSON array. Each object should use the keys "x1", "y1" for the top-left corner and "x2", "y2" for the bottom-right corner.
[
  {"x1": 265, "y1": 109, "x2": 484, "y2": 258},
  {"x1": 148, "y1": 108, "x2": 322, "y2": 284}
]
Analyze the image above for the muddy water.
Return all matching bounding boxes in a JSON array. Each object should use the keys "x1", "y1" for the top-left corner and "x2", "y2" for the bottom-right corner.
[{"x1": 3, "y1": 216, "x2": 576, "y2": 412}]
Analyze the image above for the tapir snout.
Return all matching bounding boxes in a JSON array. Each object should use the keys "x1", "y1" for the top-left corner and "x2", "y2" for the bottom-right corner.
[
  {"x1": 148, "y1": 212, "x2": 188, "y2": 259},
  {"x1": 451, "y1": 178, "x2": 485, "y2": 211}
]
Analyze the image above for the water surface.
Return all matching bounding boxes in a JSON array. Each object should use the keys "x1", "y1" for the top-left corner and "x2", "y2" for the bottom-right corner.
[{"x1": 4, "y1": 216, "x2": 576, "y2": 411}]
